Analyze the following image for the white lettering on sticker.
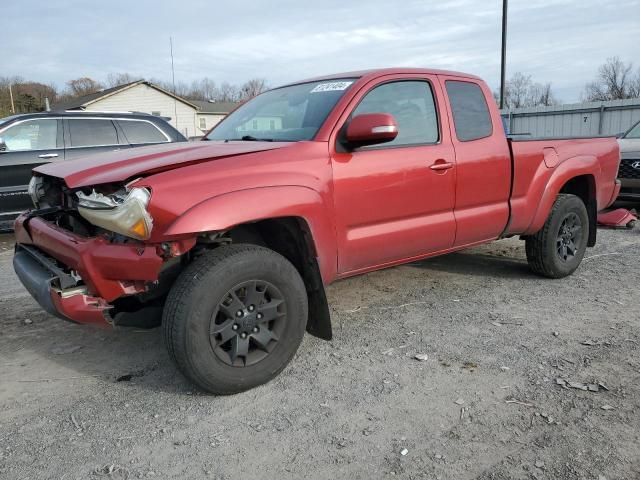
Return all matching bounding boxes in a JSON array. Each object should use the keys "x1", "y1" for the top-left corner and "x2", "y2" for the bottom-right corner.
[{"x1": 310, "y1": 81, "x2": 353, "y2": 93}]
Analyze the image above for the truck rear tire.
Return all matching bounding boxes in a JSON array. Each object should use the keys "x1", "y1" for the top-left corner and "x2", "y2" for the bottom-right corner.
[
  {"x1": 525, "y1": 194, "x2": 589, "y2": 278},
  {"x1": 163, "y1": 244, "x2": 308, "y2": 394}
]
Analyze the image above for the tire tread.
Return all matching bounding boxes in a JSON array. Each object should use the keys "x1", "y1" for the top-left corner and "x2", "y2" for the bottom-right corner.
[
  {"x1": 163, "y1": 244, "x2": 306, "y2": 394},
  {"x1": 525, "y1": 194, "x2": 587, "y2": 278}
]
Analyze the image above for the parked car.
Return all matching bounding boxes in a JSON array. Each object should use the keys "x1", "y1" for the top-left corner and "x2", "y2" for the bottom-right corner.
[
  {"x1": 0, "y1": 111, "x2": 186, "y2": 228},
  {"x1": 13, "y1": 68, "x2": 620, "y2": 394},
  {"x1": 617, "y1": 119, "x2": 640, "y2": 200}
]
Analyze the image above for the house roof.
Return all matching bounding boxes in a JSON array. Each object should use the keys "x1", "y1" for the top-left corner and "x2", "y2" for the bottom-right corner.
[
  {"x1": 52, "y1": 80, "x2": 199, "y2": 111},
  {"x1": 190, "y1": 100, "x2": 239, "y2": 114}
]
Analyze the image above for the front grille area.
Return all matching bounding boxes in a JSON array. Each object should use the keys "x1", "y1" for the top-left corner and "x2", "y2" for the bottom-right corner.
[{"x1": 619, "y1": 159, "x2": 640, "y2": 179}]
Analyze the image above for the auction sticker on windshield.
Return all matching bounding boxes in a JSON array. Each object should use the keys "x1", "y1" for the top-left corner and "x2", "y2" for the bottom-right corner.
[{"x1": 310, "y1": 81, "x2": 353, "y2": 93}]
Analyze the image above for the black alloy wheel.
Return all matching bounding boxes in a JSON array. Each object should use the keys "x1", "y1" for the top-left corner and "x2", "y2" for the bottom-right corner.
[
  {"x1": 210, "y1": 280, "x2": 286, "y2": 367},
  {"x1": 163, "y1": 244, "x2": 308, "y2": 394},
  {"x1": 556, "y1": 212, "x2": 583, "y2": 262}
]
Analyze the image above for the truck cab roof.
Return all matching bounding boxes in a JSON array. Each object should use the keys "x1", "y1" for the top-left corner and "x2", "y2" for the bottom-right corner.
[{"x1": 286, "y1": 67, "x2": 481, "y2": 87}]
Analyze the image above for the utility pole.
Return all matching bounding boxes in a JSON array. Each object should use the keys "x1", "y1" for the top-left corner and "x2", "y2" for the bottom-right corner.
[
  {"x1": 9, "y1": 82, "x2": 15, "y2": 114},
  {"x1": 499, "y1": 0, "x2": 508, "y2": 110},
  {"x1": 170, "y1": 36, "x2": 179, "y2": 133}
]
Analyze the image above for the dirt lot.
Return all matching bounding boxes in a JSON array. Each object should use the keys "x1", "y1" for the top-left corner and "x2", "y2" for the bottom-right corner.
[{"x1": 0, "y1": 224, "x2": 639, "y2": 480}]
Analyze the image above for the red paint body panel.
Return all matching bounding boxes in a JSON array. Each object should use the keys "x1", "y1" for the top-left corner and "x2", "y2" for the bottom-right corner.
[
  {"x1": 506, "y1": 137, "x2": 620, "y2": 235},
  {"x1": 438, "y1": 74, "x2": 512, "y2": 246},
  {"x1": 597, "y1": 208, "x2": 637, "y2": 228},
  {"x1": 14, "y1": 215, "x2": 163, "y2": 302},
  {"x1": 50, "y1": 290, "x2": 111, "y2": 325},
  {"x1": 15, "y1": 68, "x2": 621, "y2": 326},
  {"x1": 34, "y1": 141, "x2": 285, "y2": 188},
  {"x1": 328, "y1": 73, "x2": 457, "y2": 273}
]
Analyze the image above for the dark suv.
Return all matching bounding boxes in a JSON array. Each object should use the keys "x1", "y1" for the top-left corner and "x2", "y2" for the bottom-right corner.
[{"x1": 0, "y1": 111, "x2": 186, "y2": 227}]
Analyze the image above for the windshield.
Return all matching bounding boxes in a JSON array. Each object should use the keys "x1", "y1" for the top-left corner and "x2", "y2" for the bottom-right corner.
[
  {"x1": 624, "y1": 121, "x2": 640, "y2": 139},
  {"x1": 206, "y1": 79, "x2": 356, "y2": 142},
  {"x1": 0, "y1": 115, "x2": 19, "y2": 128}
]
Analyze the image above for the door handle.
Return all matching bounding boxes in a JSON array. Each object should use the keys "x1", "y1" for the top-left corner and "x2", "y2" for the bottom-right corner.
[
  {"x1": 429, "y1": 161, "x2": 454, "y2": 171},
  {"x1": 38, "y1": 153, "x2": 58, "y2": 159}
]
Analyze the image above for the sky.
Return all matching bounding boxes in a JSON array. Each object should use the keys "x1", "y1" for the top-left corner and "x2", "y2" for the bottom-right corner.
[{"x1": 4, "y1": 0, "x2": 640, "y2": 103}]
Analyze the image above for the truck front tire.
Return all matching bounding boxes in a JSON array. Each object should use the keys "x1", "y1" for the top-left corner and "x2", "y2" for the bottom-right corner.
[
  {"x1": 525, "y1": 194, "x2": 589, "y2": 278},
  {"x1": 163, "y1": 244, "x2": 308, "y2": 394}
]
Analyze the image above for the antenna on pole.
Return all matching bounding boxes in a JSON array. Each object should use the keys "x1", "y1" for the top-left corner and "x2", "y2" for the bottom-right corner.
[
  {"x1": 170, "y1": 36, "x2": 179, "y2": 132},
  {"x1": 499, "y1": 0, "x2": 508, "y2": 110}
]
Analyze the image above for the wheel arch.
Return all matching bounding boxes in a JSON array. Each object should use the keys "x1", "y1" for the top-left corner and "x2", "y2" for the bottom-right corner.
[
  {"x1": 226, "y1": 217, "x2": 333, "y2": 340},
  {"x1": 558, "y1": 174, "x2": 597, "y2": 247},
  {"x1": 524, "y1": 155, "x2": 599, "y2": 242},
  {"x1": 163, "y1": 186, "x2": 336, "y2": 340}
]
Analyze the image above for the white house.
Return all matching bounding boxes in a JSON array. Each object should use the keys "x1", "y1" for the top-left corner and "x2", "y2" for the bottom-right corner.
[
  {"x1": 190, "y1": 100, "x2": 239, "y2": 135},
  {"x1": 53, "y1": 81, "x2": 237, "y2": 138}
]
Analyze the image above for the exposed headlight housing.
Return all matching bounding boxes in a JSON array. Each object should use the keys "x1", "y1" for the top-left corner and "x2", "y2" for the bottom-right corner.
[
  {"x1": 28, "y1": 176, "x2": 44, "y2": 208},
  {"x1": 77, "y1": 187, "x2": 153, "y2": 240}
]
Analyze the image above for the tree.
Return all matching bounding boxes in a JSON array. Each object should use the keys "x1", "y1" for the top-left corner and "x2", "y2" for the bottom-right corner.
[
  {"x1": 0, "y1": 77, "x2": 58, "y2": 116},
  {"x1": 106, "y1": 72, "x2": 137, "y2": 88},
  {"x1": 216, "y1": 82, "x2": 242, "y2": 102},
  {"x1": 494, "y1": 72, "x2": 559, "y2": 109},
  {"x1": 529, "y1": 82, "x2": 557, "y2": 107},
  {"x1": 583, "y1": 57, "x2": 640, "y2": 101},
  {"x1": 185, "y1": 77, "x2": 219, "y2": 101},
  {"x1": 239, "y1": 78, "x2": 268, "y2": 100},
  {"x1": 66, "y1": 77, "x2": 103, "y2": 97}
]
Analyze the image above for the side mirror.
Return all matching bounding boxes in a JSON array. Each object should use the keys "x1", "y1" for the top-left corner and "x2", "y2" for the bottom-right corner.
[
  {"x1": 345, "y1": 113, "x2": 398, "y2": 148},
  {"x1": 0, "y1": 137, "x2": 6, "y2": 152}
]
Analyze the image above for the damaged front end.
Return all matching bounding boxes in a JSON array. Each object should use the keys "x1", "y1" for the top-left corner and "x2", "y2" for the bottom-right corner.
[{"x1": 14, "y1": 175, "x2": 194, "y2": 328}]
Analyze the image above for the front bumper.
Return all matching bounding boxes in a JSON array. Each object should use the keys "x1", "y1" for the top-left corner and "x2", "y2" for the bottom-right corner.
[
  {"x1": 13, "y1": 245, "x2": 110, "y2": 324},
  {"x1": 618, "y1": 178, "x2": 640, "y2": 200},
  {"x1": 13, "y1": 213, "x2": 164, "y2": 325}
]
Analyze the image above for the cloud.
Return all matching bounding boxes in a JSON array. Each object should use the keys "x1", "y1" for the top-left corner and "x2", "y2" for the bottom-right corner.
[{"x1": 4, "y1": 0, "x2": 639, "y2": 101}]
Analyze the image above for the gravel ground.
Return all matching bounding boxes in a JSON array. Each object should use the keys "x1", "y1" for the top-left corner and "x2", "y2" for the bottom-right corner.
[{"x1": 0, "y1": 223, "x2": 638, "y2": 480}]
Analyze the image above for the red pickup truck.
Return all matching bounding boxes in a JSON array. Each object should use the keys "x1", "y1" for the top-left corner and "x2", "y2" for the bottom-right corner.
[{"x1": 13, "y1": 68, "x2": 620, "y2": 394}]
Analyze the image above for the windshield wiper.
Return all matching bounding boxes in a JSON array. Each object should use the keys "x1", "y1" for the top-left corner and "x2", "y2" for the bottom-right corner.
[{"x1": 224, "y1": 135, "x2": 275, "y2": 142}]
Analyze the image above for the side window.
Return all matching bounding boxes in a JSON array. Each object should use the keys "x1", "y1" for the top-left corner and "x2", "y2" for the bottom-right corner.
[
  {"x1": 445, "y1": 81, "x2": 493, "y2": 141},
  {"x1": 68, "y1": 119, "x2": 118, "y2": 147},
  {"x1": 118, "y1": 120, "x2": 168, "y2": 144},
  {"x1": 1, "y1": 119, "x2": 58, "y2": 151},
  {"x1": 199, "y1": 117, "x2": 207, "y2": 129},
  {"x1": 352, "y1": 81, "x2": 439, "y2": 147}
]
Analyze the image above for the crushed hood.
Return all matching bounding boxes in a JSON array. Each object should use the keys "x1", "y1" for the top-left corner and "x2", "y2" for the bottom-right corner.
[{"x1": 34, "y1": 141, "x2": 290, "y2": 188}]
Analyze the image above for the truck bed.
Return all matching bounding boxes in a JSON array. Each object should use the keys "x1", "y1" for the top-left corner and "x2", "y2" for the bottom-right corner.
[{"x1": 505, "y1": 136, "x2": 620, "y2": 236}]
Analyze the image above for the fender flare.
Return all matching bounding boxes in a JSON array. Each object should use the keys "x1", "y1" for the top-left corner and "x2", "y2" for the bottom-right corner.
[
  {"x1": 164, "y1": 185, "x2": 338, "y2": 282},
  {"x1": 524, "y1": 155, "x2": 599, "y2": 235}
]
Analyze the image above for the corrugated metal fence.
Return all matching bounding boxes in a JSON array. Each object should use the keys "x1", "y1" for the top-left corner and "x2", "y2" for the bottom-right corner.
[{"x1": 500, "y1": 98, "x2": 640, "y2": 137}]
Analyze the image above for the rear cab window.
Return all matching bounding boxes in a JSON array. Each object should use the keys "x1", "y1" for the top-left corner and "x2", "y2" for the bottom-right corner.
[
  {"x1": 68, "y1": 119, "x2": 119, "y2": 147},
  {"x1": 445, "y1": 80, "x2": 493, "y2": 142},
  {"x1": 118, "y1": 120, "x2": 169, "y2": 144}
]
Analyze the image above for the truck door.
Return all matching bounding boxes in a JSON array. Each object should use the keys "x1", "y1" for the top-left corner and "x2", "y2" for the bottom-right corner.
[
  {"x1": 440, "y1": 77, "x2": 511, "y2": 246},
  {"x1": 330, "y1": 75, "x2": 457, "y2": 273},
  {"x1": 0, "y1": 118, "x2": 63, "y2": 219}
]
